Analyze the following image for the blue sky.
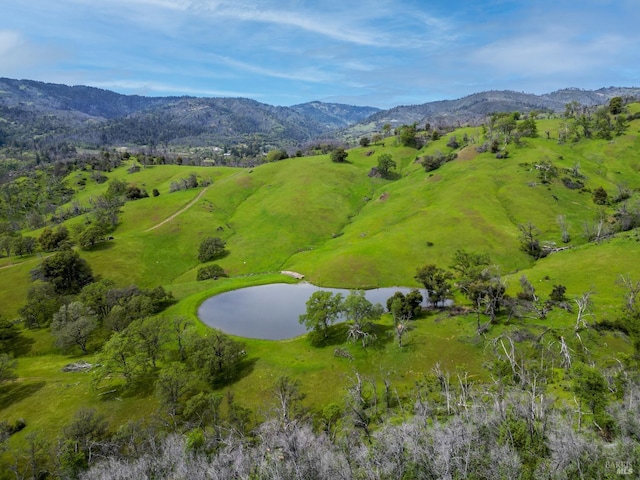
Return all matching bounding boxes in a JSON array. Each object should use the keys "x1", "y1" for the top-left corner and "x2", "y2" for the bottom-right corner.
[{"x1": 1, "y1": 0, "x2": 638, "y2": 108}]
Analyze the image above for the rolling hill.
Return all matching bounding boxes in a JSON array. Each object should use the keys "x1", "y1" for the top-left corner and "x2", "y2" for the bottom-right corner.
[
  {"x1": 2, "y1": 105, "x2": 640, "y2": 311},
  {"x1": 1, "y1": 95, "x2": 640, "y2": 478}
]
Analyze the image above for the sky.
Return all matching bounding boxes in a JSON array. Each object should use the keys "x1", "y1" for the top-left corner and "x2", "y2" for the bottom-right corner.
[{"x1": 1, "y1": 0, "x2": 638, "y2": 108}]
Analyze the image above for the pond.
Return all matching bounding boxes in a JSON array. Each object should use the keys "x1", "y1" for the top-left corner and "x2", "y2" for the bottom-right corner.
[{"x1": 197, "y1": 282, "x2": 425, "y2": 340}]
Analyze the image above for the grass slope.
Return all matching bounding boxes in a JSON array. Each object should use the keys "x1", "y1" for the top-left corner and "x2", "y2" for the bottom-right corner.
[
  {"x1": 2, "y1": 111, "x2": 640, "y2": 453},
  {"x1": 4, "y1": 117, "x2": 640, "y2": 307}
]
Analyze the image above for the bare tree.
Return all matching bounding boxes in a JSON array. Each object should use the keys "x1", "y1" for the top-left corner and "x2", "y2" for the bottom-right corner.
[
  {"x1": 395, "y1": 322, "x2": 408, "y2": 348},
  {"x1": 536, "y1": 414, "x2": 608, "y2": 478},
  {"x1": 557, "y1": 214, "x2": 571, "y2": 243},
  {"x1": 583, "y1": 209, "x2": 611, "y2": 242},
  {"x1": 574, "y1": 290, "x2": 594, "y2": 330},
  {"x1": 346, "y1": 372, "x2": 377, "y2": 441},
  {"x1": 456, "y1": 371, "x2": 473, "y2": 413},
  {"x1": 494, "y1": 335, "x2": 526, "y2": 386},
  {"x1": 272, "y1": 375, "x2": 306, "y2": 424},
  {"x1": 344, "y1": 290, "x2": 383, "y2": 348},
  {"x1": 517, "y1": 276, "x2": 553, "y2": 320},
  {"x1": 559, "y1": 336, "x2": 573, "y2": 370},
  {"x1": 518, "y1": 221, "x2": 546, "y2": 258},
  {"x1": 432, "y1": 363, "x2": 453, "y2": 415},
  {"x1": 617, "y1": 274, "x2": 640, "y2": 315},
  {"x1": 10, "y1": 431, "x2": 51, "y2": 480}
]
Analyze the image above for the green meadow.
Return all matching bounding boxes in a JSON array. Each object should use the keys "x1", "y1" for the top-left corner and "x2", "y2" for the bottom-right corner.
[{"x1": 2, "y1": 110, "x2": 640, "y2": 453}]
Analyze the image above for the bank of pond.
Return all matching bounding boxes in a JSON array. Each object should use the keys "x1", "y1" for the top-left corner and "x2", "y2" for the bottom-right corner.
[{"x1": 198, "y1": 282, "x2": 425, "y2": 339}]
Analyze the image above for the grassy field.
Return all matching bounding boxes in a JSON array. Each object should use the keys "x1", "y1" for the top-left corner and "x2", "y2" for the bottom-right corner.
[{"x1": 1, "y1": 110, "x2": 640, "y2": 456}]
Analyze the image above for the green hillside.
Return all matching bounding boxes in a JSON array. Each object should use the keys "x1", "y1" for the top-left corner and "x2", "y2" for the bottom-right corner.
[
  {"x1": 1, "y1": 107, "x2": 640, "y2": 476},
  {"x1": 5, "y1": 115, "x2": 638, "y2": 306}
]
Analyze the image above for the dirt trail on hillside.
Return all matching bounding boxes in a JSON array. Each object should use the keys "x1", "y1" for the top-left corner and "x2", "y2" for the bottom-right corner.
[
  {"x1": 145, "y1": 185, "x2": 211, "y2": 232},
  {"x1": 0, "y1": 255, "x2": 47, "y2": 271}
]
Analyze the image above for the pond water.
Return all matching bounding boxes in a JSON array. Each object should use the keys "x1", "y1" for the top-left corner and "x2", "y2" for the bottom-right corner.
[{"x1": 197, "y1": 283, "x2": 424, "y2": 340}]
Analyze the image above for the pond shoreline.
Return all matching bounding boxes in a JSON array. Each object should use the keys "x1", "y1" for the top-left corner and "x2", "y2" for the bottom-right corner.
[{"x1": 198, "y1": 282, "x2": 425, "y2": 340}]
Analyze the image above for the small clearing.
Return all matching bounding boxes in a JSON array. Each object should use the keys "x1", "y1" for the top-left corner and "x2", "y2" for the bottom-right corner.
[{"x1": 456, "y1": 146, "x2": 479, "y2": 162}]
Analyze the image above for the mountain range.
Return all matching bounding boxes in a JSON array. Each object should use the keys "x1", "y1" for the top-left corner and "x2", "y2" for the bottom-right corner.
[
  {"x1": 347, "y1": 87, "x2": 640, "y2": 134},
  {"x1": 1, "y1": 77, "x2": 639, "y2": 152}
]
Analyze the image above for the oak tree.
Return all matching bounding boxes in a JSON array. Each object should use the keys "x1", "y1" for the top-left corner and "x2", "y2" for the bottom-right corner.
[{"x1": 299, "y1": 290, "x2": 343, "y2": 339}]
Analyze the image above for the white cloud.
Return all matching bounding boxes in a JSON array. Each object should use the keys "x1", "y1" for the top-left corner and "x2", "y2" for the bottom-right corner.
[
  {"x1": 90, "y1": 79, "x2": 262, "y2": 98},
  {"x1": 195, "y1": 2, "x2": 381, "y2": 46},
  {"x1": 209, "y1": 54, "x2": 338, "y2": 83},
  {"x1": 70, "y1": 0, "x2": 190, "y2": 10},
  {"x1": 0, "y1": 30, "x2": 65, "y2": 76},
  {"x1": 471, "y1": 27, "x2": 627, "y2": 77},
  {"x1": 28, "y1": 1, "x2": 400, "y2": 49},
  {"x1": 0, "y1": 30, "x2": 22, "y2": 56}
]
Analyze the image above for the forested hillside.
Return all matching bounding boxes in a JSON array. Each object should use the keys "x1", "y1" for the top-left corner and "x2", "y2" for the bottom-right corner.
[{"x1": 0, "y1": 78, "x2": 379, "y2": 164}]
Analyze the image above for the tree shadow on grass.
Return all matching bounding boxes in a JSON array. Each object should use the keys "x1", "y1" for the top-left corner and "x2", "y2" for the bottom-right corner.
[
  {"x1": 99, "y1": 356, "x2": 259, "y2": 400},
  {"x1": 0, "y1": 381, "x2": 46, "y2": 409},
  {"x1": 2, "y1": 335, "x2": 36, "y2": 357},
  {"x1": 381, "y1": 172, "x2": 402, "y2": 181},
  {"x1": 96, "y1": 368, "x2": 159, "y2": 400},
  {"x1": 213, "y1": 357, "x2": 258, "y2": 389},
  {"x1": 86, "y1": 240, "x2": 116, "y2": 252},
  {"x1": 420, "y1": 307, "x2": 449, "y2": 319},
  {"x1": 117, "y1": 374, "x2": 158, "y2": 399},
  {"x1": 308, "y1": 323, "x2": 350, "y2": 348},
  {"x1": 208, "y1": 250, "x2": 231, "y2": 262},
  {"x1": 338, "y1": 322, "x2": 396, "y2": 351},
  {"x1": 367, "y1": 323, "x2": 395, "y2": 351}
]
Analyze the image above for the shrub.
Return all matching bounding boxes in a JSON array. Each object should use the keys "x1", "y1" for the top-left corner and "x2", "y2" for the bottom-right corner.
[
  {"x1": 125, "y1": 185, "x2": 149, "y2": 200},
  {"x1": 0, "y1": 418, "x2": 26, "y2": 436},
  {"x1": 550, "y1": 284, "x2": 567, "y2": 302},
  {"x1": 398, "y1": 124, "x2": 418, "y2": 148},
  {"x1": 476, "y1": 142, "x2": 489, "y2": 153},
  {"x1": 198, "y1": 237, "x2": 226, "y2": 263},
  {"x1": 90, "y1": 171, "x2": 108, "y2": 184},
  {"x1": 446, "y1": 135, "x2": 459, "y2": 149},
  {"x1": 419, "y1": 151, "x2": 457, "y2": 172},
  {"x1": 330, "y1": 148, "x2": 348, "y2": 163},
  {"x1": 197, "y1": 264, "x2": 227, "y2": 281},
  {"x1": 592, "y1": 186, "x2": 608, "y2": 205},
  {"x1": 562, "y1": 177, "x2": 584, "y2": 190},
  {"x1": 266, "y1": 149, "x2": 288, "y2": 162}
]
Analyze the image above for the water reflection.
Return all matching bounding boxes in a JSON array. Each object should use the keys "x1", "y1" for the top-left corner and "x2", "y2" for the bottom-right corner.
[{"x1": 197, "y1": 283, "x2": 423, "y2": 340}]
